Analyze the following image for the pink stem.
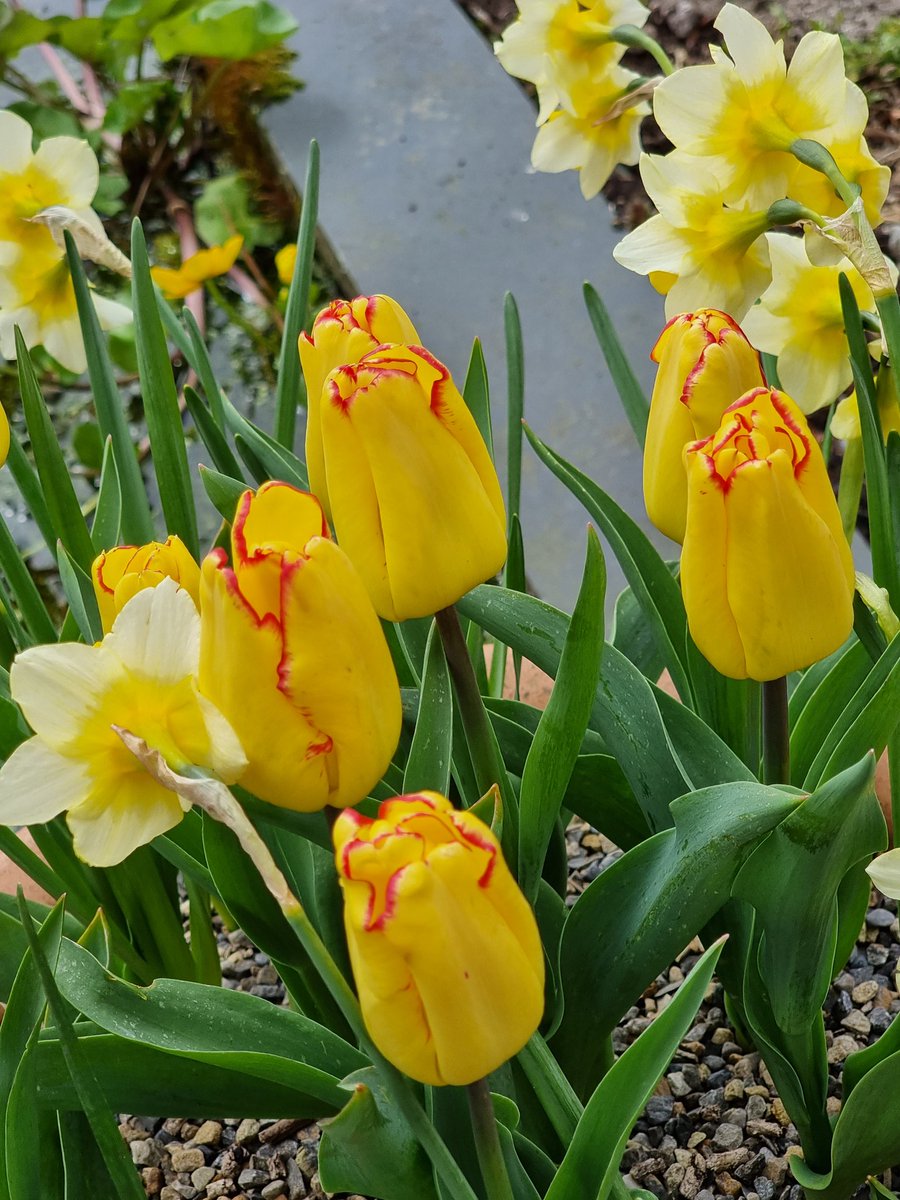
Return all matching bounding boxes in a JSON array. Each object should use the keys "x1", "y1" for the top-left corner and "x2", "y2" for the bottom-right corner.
[
  {"x1": 37, "y1": 43, "x2": 91, "y2": 114},
  {"x1": 227, "y1": 265, "x2": 269, "y2": 308},
  {"x1": 166, "y1": 191, "x2": 205, "y2": 336}
]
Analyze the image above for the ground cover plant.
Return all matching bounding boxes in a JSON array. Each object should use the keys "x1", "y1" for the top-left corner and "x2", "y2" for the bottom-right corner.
[{"x1": 1, "y1": 2, "x2": 900, "y2": 1199}]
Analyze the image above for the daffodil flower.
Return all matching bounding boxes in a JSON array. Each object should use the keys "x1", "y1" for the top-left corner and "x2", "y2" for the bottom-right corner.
[
  {"x1": 613, "y1": 152, "x2": 771, "y2": 319},
  {"x1": 496, "y1": 0, "x2": 649, "y2": 123},
  {"x1": 741, "y1": 233, "x2": 895, "y2": 414},
  {"x1": 653, "y1": 4, "x2": 866, "y2": 209},
  {"x1": 151, "y1": 235, "x2": 244, "y2": 300},
  {"x1": 275, "y1": 243, "x2": 297, "y2": 286},
  {"x1": 530, "y1": 68, "x2": 648, "y2": 200},
  {"x1": 0, "y1": 579, "x2": 246, "y2": 867}
]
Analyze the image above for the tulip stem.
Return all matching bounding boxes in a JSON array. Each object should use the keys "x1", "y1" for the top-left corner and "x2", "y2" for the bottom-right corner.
[
  {"x1": 762, "y1": 677, "x2": 790, "y2": 785},
  {"x1": 435, "y1": 605, "x2": 518, "y2": 841},
  {"x1": 467, "y1": 1078, "x2": 516, "y2": 1200}
]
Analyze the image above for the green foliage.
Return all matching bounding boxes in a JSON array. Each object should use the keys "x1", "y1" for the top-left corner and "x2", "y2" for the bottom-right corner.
[{"x1": 195, "y1": 173, "x2": 282, "y2": 250}]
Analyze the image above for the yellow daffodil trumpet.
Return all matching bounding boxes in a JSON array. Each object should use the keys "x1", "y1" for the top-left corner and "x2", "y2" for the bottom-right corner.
[{"x1": 333, "y1": 791, "x2": 545, "y2": 1086}]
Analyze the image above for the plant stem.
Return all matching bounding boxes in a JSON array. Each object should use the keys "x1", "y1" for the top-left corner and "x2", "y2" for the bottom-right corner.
[
  {"x1": 838, "y1": 437, "x2": 865, "y2": 543},
  {"x1": 762, "y1": 677, "x2": 790, "y2": 785},
  {"x1": 609, "y1": 23, "x2": 675, "y2": 74},
  {"x1": 467, "y1": 1078, "x2": 516, "y2": 1200}
]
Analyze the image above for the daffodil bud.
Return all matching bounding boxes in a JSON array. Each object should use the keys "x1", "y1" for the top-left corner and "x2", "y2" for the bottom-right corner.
[
  {"x1": 644, "y1": 310, "x2": 766, "y2": 543},
  {"x1": 334, "y1": 791, "x2": 544, "y2": 1086},
  {"x1": 298, "y1": 295, "x2": 420, "y2": 517},
  {"x1": 320, "y1": 344, "x2": 507, "y2": 621},
  {"x1": 92, "y1": 536, "x2": 201, "y2": 634},
  {"x1": 198, "y1": 482, "x2": 401, "y2": 812},
  {"x1": 681, "y1": 387, "x2": 854, "y2": 681}
]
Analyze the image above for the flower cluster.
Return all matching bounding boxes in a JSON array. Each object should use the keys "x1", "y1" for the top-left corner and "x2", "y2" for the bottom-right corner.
[
  {"x1": 0, "y1": 111, "x2": 130, "y2": 373},
  {"x1": 495, "y1": 0, "x2": 651, "y2": 198}
]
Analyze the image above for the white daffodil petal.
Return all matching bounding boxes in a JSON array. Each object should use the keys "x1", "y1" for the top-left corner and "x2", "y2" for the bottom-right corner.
[
  {"x1": 0, "y1": 111, "x2": 37, "y2": 175},
  {"x1": 0, "y1": 737, "x2": 90, "y2": 824},
  {"x1": 43, "y1": 313, "x2": 88, "y2": 374},
  {"x1": 714, "y1": 3, "x2": 783, "y2": 86},
  {"x1": 92, "y1": 294, "x2": 133, "y2": 332},
  {"x1": 867, "y1": 849, "x2": 900, "y2": 901},
  {"x1": 106, "y1": 576, "x2": 200, "y2": 684},
  {"x1": 68, "y1": 775, "x2": 185, "y2": 867},
  {"x1": 11, "y1": 642, "x2": 115, "y2": 750},
  {"x1": 32, "y1": 136, "x2": 100, "y2": 210}
]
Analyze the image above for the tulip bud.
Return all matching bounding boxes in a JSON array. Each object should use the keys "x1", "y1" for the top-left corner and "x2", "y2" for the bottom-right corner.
[
  {"x1": 644, "y1": 310, "x2": 766, "y2": 543},
  {"x1": 198, "y1": 481, "x2": 401, "y2": 811},
  {"x1": 320, "y1": 344, "x2": 507, "y2": 621},
  {"x1": 92, "y1": 536, "x2": 201, "y2": 634},
  {"x1": 681, "y1": 387, "x2": 854, "y2": 681},
  {"x1": 334, "y1": 791, "x2": 544, "y2": 1086},
  {"x1": 298, "y1": 295, "x2": 420, "y2": 517}
]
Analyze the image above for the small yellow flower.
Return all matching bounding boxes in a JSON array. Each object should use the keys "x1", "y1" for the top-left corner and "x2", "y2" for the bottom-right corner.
[
  {"x1": 613, "y1": 152, "x2": 771, "y2": 320},
  {"x1": 741, "y1": 233, "x2": 894, "y2": 414},
  {"x1": 151, "y1": 235, "x2": 244, "y2": 300},
  {"x1": 653, "y1": 4, "x2": 863, "y2": 209},
  {"x1": 495, "y1": 0, "x2": 649, "y2": 122},
  {"x1": 0, "y1": 579, "x2": 246, "y2": 866},
  {"x1": 275, "y1": 243, "x2": 297, "y2": 286},
  {"x1": 831, "y1": 370, "x2": 900, "y2": 443},
  {"x1": 530, "y1": 69, "x2": 648, "y2": 199}
]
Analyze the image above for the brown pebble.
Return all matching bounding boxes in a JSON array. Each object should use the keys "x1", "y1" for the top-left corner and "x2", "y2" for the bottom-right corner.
[
  {"x1": 706, "y1": 1149, "x2": 750, "y2": 1172},
  {"x1": 711, "y1": 1027, "x2": 732, "y2": 1045},
  {"x1": 170, "y1": 1146, "x2": 205, "y2": 1172},
  {"x1": 762, "y1": 1157, "x2": 789, "y2": 1184},
  {"x1": 235, "y1": 1119, "x2": 260, "y2": 1146},
  {"x1": 723, "y1": 1079, "x2": 745, "y2": 1102},
  {"x1": 771, "y1": 1098, "x2": 791, "y2": 1127},
  {"x1": 260, "y1": 1119, "x2": 305, "y2": 1145},
  {"x1": 827, "y1": 1034, "x2": 860, "y2": 1063},
  {"x1": 192, "y1": 1120, "x2": 223, "y2": 1147},
  {"x1": 142, "y1": 1166, "x2": 162, "y2": 1195},
  {"x1": 715, "y1": 1172, "x2": 742, "y2": 1196},
  {"x1": 826, "y1": 1096, "x2": 842, "y2": 1116},
  {"x1": 852, "y1": 980, "x2": 879, "y2": 1004},
  {"x1": 746, "y1": 1119, "x2": 783, "y2": 1137},
  {"x1": 687, "y1": 1132, "x2": 706, "y2": 1149},
  {"x1": 841, "y1": 1009, "x2": 871, "y2": 1037},
  {"x1": 744, "y1": 1085, "x2": 769, "y2": 1097}
]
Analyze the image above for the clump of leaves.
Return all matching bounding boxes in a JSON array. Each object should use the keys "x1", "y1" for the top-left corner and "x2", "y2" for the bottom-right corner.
[{"x1": 841, "y1": 19, "x2": 900, "y2": 85}]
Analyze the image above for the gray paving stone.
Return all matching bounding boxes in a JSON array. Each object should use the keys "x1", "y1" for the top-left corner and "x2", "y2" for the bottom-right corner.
[{"x1": 267, "y1": 0, "x2": 669, "y2": 612}]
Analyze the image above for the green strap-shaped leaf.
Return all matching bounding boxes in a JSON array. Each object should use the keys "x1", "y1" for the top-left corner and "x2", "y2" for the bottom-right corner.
[
  {"x1": 183, "y1": 385, "x2": 245, "y2": 480},
  {"x1": 199, "y1": 465, "x2": 246, "y2": 524},
  {"x1": 519, "y1": 528, "x2": 605, "y2": 902},
  {"x1": 56, "y1": 543, "x2": 102, "y2": 644},
  {"x1": 223, "y1": 393, "x2": 309, "y2": 488},
  {"x1": 463, "y1": 337, "x2": 493, "y2": 457},
  {"x1": 403, "y1": 620, "x2": 453, "y2": 796},
  {"x1": 0, "y1": 513, "x2": 57, "y2": 645},
  {"x1": 5, "y1": 439, "x2": 58, "y2": 563},
  {"x1": 504, "y1": 292, "x2": 525, "y2": 521},
  {"x1": 545, "y1": 939, "x2": 724, "y2": 1200},
  {"x1": 181, "y1": 308, "x2": 226, "y2": 429},
  {"x1": 789, "y1": 641, "x2": 870, "y2": 783},
  {"x1": 582, "y1": 282, "x2": 649, "y2": 448},
  {"x1": 130, "y1": 219, "x2": 199, "y2": 557},
  {"x1": 91, "y1": 439, "x2": 123, "y2": 552},
  {"x1": 65, "y1": 233, "x2": 154, "y2": 546}
]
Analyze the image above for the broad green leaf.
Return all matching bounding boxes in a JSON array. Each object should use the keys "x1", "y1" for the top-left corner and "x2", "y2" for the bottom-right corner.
[
  {"x1": 5, "y1": 1046, "x2": 60, "y2": 1200},
  {"x1": 582, "y1": 282, "x2": 649, "y2": 448},
  {"x1": 57, "y1": 1110, "x2": 112, "y2": 1200},
  {"x1": 524, "y1": 424, "x2": 692, "y2": 705},
  {"x1": 131, "y1": 220, "x2": 199, "y2": 557},
  {"x1": 610, "y1": 578, "x2": 665, "y2": 682},
  {"x1": 153, "y1": 0, "x2": 297, "y2": 62},
  {"x1": 15, "y1": 331, "x2": 95, "y2": 573},
  {"x1": 54, "y1": 937, "x2": 366, "y2": 1110},
  {"x1": 552, "y1": 781, "x2": 797, "y2": 1098},
  {"x1": 320, "y1": 1068, "x2": 439, "y2": 1200},
  {"x1": 102, "y1": 80, "x2": 172, "y2": 134},
  {"x1": 66, "y1": 237, "x2": 153, "y2": 546},
  {"x1": 789, "y1": 641, "x2": 869, "y2": 782},
  {"x1": 519, "y1": 529, "x2": 605, "y2": 902},
  {"x1": 91, "y1": 439, "x2": 123, "y2": 552},
  {"x1": 403, "y1": 621, "x2": 452, "y2": 795},
  {"x1": 275, "y1": 140, "x2": 318, "y2": 448},
  {"x1": 193, "y1": 172, "x2": 281, "y2": 248},
  {"x1": 0, "y1": 9, "x2": 53, "y2": 54},
  {"x1": 545, "y1": 939, "x2": 724, "y2": 1200}
]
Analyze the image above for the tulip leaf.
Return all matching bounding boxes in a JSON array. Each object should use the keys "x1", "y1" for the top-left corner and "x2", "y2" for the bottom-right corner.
[
  {"x1": 519, "y1": 528, "x2": 605, "y2": 902},
  {"x1": 56, "y1": 542, "x2": 103, "y2": 644},
  {"x1": 4, "y1": 1045, "x2": 60, "y2": 1200},
  {"x1": 610, "y1": 577, "x2": 666, "y2": 682},
  {"x1": 463, "y1": 337, "x2": 493, "y2": 458},
  {"x1": 276, "y1": 139, "x2": 318, "y2": 449},
  {"x1": 582, "y1": 281, "x2": 648, "y2": 449},
  {"x1": 404, "y1": 620, "x2": 453, "y2": 796},
  {"x1": 221, "y1": 393, "x2": 309, "y2": 489},
  {"x1": 15, "y1": 330, "x2": 96, "y2": 574},
  {"x1": 183, "y1": 385, "x2": 245, "y2": 480},
  {"x1": 199, "y1": 464, "x2": 246, "y2": 524},
  {"x1": 523, "y1": 423, "x2": 694, "y2": 708},
  {"x1": 789, "y1": 640, "x2": 869, "y2": 782},
  {"x1": 733, "y1": 755, "x2": 885, "y2": 1037},
  {"x1": 319, "y1": 1068, "x2": 439, "y2": 1200},
  {"x1": 91, "y1": 439, "x2": 123, "y2": 552},
  {"x1": 803, "y1": 630, "x2": 900, "y2": 788},
  {"x1": 35, "y1": 1032, "x2": 329, "y2": 1116},
  {"x1": 53, "y1": 937, "x2": 366, "y2": 1110},
  {"x1": 504, "y1": 292, "x2": 525, "y2": 520},
  {"x1": 65, "y1": 234, "x2": 154, "y2": 547},
  {"x1": 131, "y1": 220, "x2": 199, "y2": 558},
  {"x1": 545, "y1": 938, "x2": 724, "y2": 1200}
]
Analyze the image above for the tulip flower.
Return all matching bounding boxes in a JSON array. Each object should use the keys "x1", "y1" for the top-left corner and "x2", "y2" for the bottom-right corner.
[
  {"x1": 299, "y1": 294, "x2": 420, "y2": 518},
  {"x1": 0, "y1": 579, "x2": 245, "y2": 866},
  {"x1": 653, "y1": 4, "x2": 867, "y2": 209},
  {"x1": 613, "y1": 153, "x2": 772, "y2": 321},
  {"x1": 198, "y1": 481, "x2": 401, "y2": 812},
  {"x1": 741, "y1": 234, "x2": 893, "y2": 414},
  {"x1": 495, "y1": 0, "x2": 649, "y2": 123},
  {"x1": 334, "y1": 791, "x2": 544, "y2": 1086},
  {"x1": 92, "y1": 536, "x2": 201, "y2": 634},
  {"x1": 319, "y1": 344, "x2": 507, "y2": 621},
  {"x1": 644, "y1": 310, "x2": 766, "y2": 543},
  {"x1": 681, "y1": 387, "x2": 854, "y2": 681},
  {"x1": 530, "y1": 69, "x2": 649, "y2": 200},
  {"x1": 151, "y1": 235, "x2": 244, "y2": 300}
]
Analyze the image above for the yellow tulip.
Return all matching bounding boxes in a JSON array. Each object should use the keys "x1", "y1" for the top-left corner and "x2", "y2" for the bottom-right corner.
[
  {"x1": 320, "y1": 344, "x2": 507, "y2": 621},
  {"x1": 334, "y1": 791, "x2": 544, "y2": 1086},
  {"x1": 298, "y1": 294, "x2": 420, "y2": 518},
  {"x1": 0, "y1": 579, "x2": 245, "y2": 866},
  {"x1": 92, "y1": 536, "x2": 201, "y2": 634},
  {"x1": 644, "y1": 309, "x2": 767, "y2": 543},
  {"x1": 681, "y1": 386, "x2": 854, "y2": 681},
  {"x1": 151, "y1": 235, "x2": 244, "y2": 300},
  {"x1": 198, "y1": 481, "x2": 401, "y2": 812}
]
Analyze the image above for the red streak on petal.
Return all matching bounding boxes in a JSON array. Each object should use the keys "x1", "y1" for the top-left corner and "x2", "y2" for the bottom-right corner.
[{"x1": 231, "y1": 488, "x2": 255, "y2": 567}]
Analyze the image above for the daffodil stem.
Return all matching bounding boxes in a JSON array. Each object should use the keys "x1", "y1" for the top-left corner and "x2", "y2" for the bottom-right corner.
[
  {"x1": 790, "y1": 139, "x2": 859, "y2": 209},
  {"x1": 609, "y1": 24, "x2": 675, "y2": 75},
  {"x1": 838, "y1": 437, "x2": 864, "y2": 543},
  {"x1": 467, "y1": 1078, "x2": 516, "y2": 1200},
  {"x1": 875, "y1": 292, "x2": 900, "y2": 390},
  {"x1": 762, "y1": 677, "x2": 790, "y2": 786}
]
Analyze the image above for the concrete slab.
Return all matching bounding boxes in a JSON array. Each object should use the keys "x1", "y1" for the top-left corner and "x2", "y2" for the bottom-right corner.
[{"x1": 266, "y1": 0, "x2": 671, "y2": 613}]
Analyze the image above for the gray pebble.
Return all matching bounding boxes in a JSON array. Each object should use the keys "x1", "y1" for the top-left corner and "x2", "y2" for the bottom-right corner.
[
  {"x1": 870, "y1": 1007, "x2": 893, "y2": 1033},
  {"x1": 713, "y1": 1122, "x2": 743, "y2": 1150},
  {"x1": 754, "y1": 1179, "x2": 775, "y2": 1200},
  {"x1": 645, "y1": 1096, "x2": 674, "y2": 1125},
  {"x1": 190, "y1": 1167, "x2": 215, "y2": 1190},
  {"x1": 235, "y1": 1119, "x2": 260, "y2": 1146},
  {"x1": 841, "y1": 1009, "x2": 871, "y2": 1036},
  {"x1": 868, "y1": 944, "x2": 891, "y2": 966},
  {"x1": 261, "y1": 1184, "x2": 286, "y2": 1200},
  {"x1": 866, "y1": 908, "x2": 895, "y2": 929},
  {"x1": 238, "y1": 1168, "x2": 270, "y2": 1189},
  {"x1": 130, "y1": 1140, "x2": 161, "y2": 1167}
]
